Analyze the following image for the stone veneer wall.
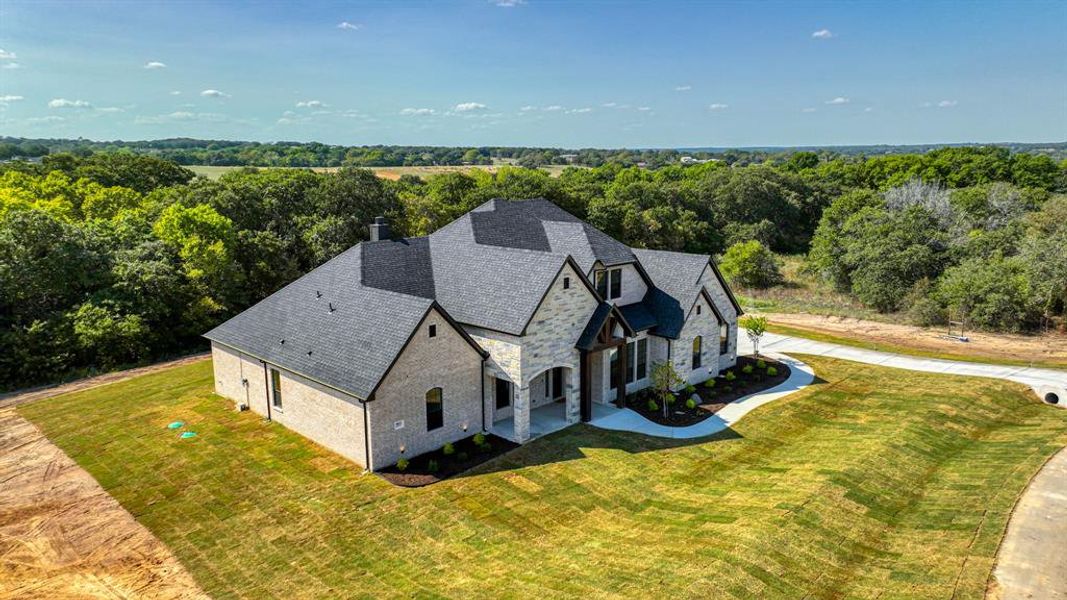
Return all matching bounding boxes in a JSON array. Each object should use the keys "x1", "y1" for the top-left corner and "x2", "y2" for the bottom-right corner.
[
  {"x1": 211, "y1": 342, "x2": 369, "y2": 468},
  {"x1": 368, "y1": 308, "x2": 484, "y2": 470},
  {"x1": 520, "y1": 262, "x2": 599, "y2": 434},
  {"x1": 670, "y1": 293, "x2": 722, "y2": 386},
  {"x1": 697, "y1": 266, "x2": 739, "y2": 371}
]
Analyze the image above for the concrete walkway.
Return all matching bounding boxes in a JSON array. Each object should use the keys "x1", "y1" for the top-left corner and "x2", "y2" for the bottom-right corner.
[
  {"x1": 590, "y1": 354, "x2": 815, "y2": 439},
  {"x1": 744, "y1": 332, "x2": 1066, "y2": 406},
  {"x1": 991, "y1": 447, "x2": 1067, "y2": 599}
]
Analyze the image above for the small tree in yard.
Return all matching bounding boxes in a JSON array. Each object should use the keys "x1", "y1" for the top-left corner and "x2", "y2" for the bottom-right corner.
[
  {"x1": 650, "y1": 361, "x2": 684, "y2": 419},
  {"x1": 741, "y1": 315, "x2": 768, "y2": 358}
]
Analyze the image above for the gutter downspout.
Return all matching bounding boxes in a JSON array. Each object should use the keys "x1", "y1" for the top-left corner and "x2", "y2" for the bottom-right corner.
[
  {"x1": 480, "y1": 356, "x2": 487, "y2": 432},
  {"x1": 261, "y1": 360, "x2": 272, "y2": 421},
  {"x1": 360, "y1": 397, "x2": 372, "y2": 472}
]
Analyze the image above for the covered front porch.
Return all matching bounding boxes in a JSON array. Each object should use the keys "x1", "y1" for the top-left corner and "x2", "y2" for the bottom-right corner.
[{"x1": 491, "y1": 401, "x2": 621, "y2": 443}]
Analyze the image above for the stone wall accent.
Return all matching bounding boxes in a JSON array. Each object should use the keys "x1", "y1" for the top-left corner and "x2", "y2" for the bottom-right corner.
[
  {"x1": 696, "y1": 267, "x2": 739, "y2": 371},
  {"x1": 368, "y1": 308, "x2": 484, "y2": 470},
  {"x1": 211, "y1": 342, "x2": 368, "y2": 468},
  {"x1": 467, "y1": 326, "x2": 522, "y2": 425},
  {"x1": 671, "y1": 293, "x2": 721, "y2": 386}
]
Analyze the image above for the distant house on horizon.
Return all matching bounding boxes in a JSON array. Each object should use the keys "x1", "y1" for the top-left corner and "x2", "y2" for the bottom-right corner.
[{"x1": 205, "y1": 198, "x2": 742, "y2": 471}]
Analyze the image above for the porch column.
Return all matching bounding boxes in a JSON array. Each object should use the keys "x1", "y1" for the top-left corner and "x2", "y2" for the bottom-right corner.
[
  {"x1": 565, "y1": 367, "x2": 580, "y2": 424},
  {"x1": 513, "y1": 384, "x2": 531, "y2": 443},
  {"x1": 579, "y1": 350, "x2": 592, "y2": 422},
  {"x1": 616, "y1": 341, "x2": 628, "y2": 408}
]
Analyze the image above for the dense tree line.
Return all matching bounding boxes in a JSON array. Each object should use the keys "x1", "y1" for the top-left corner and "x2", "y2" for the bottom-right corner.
[{"x1": 1, "y1": 146, "x2": 1064, "y2": 390}]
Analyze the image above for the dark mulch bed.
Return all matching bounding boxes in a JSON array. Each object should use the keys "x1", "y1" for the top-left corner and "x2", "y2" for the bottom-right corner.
[
  {"x1": 377, "y1": 432, "x2": 519, "y2": 487},
  {"x1": 628, "y1": 355, "x2": 792, "y2": 427}
]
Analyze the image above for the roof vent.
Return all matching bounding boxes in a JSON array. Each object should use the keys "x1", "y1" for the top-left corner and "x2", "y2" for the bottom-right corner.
[
  {"x1": 316, "y1": 290, "x2": 321, "y2": 298},
  {"x1": 328, "y1": 302, "x2": 335, "y2": 313},
  {"x1": 279, "y1": 339, "x2": 285, "y2": 345},
  {"x1": 369, "y1": 216, "x2": 391, "y2": 242}
]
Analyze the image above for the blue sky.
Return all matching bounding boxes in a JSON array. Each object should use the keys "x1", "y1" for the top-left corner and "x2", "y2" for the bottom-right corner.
[{"x1": 1, "y1": 0, "x2": 1064, "y2": 148}]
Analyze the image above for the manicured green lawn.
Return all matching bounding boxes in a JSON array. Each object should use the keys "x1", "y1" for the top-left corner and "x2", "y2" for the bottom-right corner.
[{"x1": 19, "y1": 356, "x2": 1067, "y2": 599}]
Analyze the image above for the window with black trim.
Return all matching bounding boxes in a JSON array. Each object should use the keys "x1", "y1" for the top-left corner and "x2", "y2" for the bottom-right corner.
[
  {"x1": 692, "y1": 336, "x2": 703, "y2": 369},
  {"x1": 636, "y1": 338, "x2": 648, "y2": 380},
  {"x1": 426, "y1": 387, "x2": 443, "y2": 430},
  {"x1": 270, "y1": 368, "x2": 283, "y2": 408},
  {"x1": 563, "y1": 277, "x2": 570, "y2": 289},
  {"x1": 719, "y1": 322, "x2": 729, "y2": 354},
  {"x1": 696, "y1": 305, "x2": 701, "y2": 315},
  {"x1": 595, "y1": 268, "x2": 623, "y2": 300},
  {"x1": 428, "y1": 324, "x2": 437, "y2": 338}
]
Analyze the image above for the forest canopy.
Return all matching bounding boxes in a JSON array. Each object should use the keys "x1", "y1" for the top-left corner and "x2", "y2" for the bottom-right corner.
[{"x1": 1, "y1": 145, "x2": 1065, "y2": 390}]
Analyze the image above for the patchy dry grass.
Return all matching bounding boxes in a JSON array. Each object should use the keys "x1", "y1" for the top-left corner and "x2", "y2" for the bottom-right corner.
[{"x1": 19, "y1": 356, "x2": 1067, "y2": 599}]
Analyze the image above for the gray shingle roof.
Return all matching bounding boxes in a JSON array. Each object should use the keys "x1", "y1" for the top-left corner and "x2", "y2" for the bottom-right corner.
[
  {"x1": 205, "y1": 245, "x2": 436, "y2": 401},
  {"x1": 629, "y1": 248, "x2": 742, "y2": 338}
]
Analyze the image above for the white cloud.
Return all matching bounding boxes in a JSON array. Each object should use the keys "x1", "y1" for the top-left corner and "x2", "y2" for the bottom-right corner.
[
  {"x1": 543, "y1": 105, "x2": 563, "y2": 111},
  {"x1": 2, "y1": 62, "x2": 22, "y2": 70},
  {"x1": 812, "y1": 29, "x2": 834, "y2": 39},
  {"x1": 938, "y1": 99, "x2": 958, "y2": 108},
  {"x1": 708, "y1": 103, "x2": 728, "y2": 110},
  {"x1": 519, "y1": 105, "x2": 536, "y2": 112},
  {"x1": 567, "y1": 107, "x2": 592, "y2": 114},
  {"x1": 825, "y1": 96, "x2": 850, "y2": 105},
  {"x1": 637, "y1": 106, "x2": 652, "y2": 112},
  {"x1": 864, "y1": 107, "x2": 874, "y2": 112},
  {"x1": 135, "y1": 111, "x2": 228, "y2": 125},
  {"x1": 601, "y1": 102, "x2": 618, "y2": 108},
  {"x1": 492, "y1": 0, "x2": 526, "y2": 6},
  {"x1": 674, "y1": 85, "x2": 692, "y2": 92},
  {"x1": 170, "y1": 90, "x2": 182, "y2": 95},
  {"x1": 337, "y1": 21, "x2": 362, "y2": 30},
  {"x1": 200, "y1": 89, "x2": 230, "y2": 98},
  {"x1": 0, "y1": 95, "x2": 24, "y2": 102},
  {"x1": 0, "y1": 49, "x2": 15, "y2": 60},
  {"x1": 400, "y1": 107, "x2": 436, "y2": 116},
  {"x1": 453, "y1": 102, "x2": 487, "y2": 112},
  {"x1": 27, "y1": 116, "x2": 65, "y2": 124},
  {"x1": 96, "y1": 106, "x2": 124, "y2": 113},
  {"x1": 144, "y1": 61, "x2": 166, "y2": 69},
  {"x1": 48, "y1": 98, "x2": 92, "y2": 109},
  {"x1": 802, "y1": 107, "x2": 817, "y2": 113},
  {"x1": 296, "y1": 100, "x2": 327, "y2": 108}
]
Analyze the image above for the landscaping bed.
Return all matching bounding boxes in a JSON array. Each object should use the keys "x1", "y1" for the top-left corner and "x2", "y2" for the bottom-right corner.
[
  {"x1": 629, "y1": 355, "x2": 791, "y2": 426},
  {"x1": 377, "y1": 432, "x2": 519, "y2": 487}
]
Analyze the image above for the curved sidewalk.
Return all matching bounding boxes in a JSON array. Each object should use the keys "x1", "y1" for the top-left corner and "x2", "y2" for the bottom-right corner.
[{"x1": 590, "y1": 354, "x2": 815, "y2": 439}]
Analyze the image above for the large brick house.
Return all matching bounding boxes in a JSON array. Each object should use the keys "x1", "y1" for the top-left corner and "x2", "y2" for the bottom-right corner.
[{"x1": 205, "y1": 199, "x2": 742, "y2": 470}]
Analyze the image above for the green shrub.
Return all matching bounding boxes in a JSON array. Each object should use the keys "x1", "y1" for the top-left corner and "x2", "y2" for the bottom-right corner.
[
  {"x1": 704, "y1": 378, "x2": 716, "y2": 388},
  {"x1": 685, "y1": 398, "x2": 697, "y2": 409},
  {"x1": 427, "y1": 459, "x2": 439, "y2": 472},
  {"x1": 396, "y1": 457, "x2": 409, "y2": 471},
  {"x1": 756, "y1": 359, "x2": 766, "y2": 369},
  {"x1": 724, "y1": 385, "x2": 733, "y2": 393},
  {"x1": 479, "y1": 442, "x2": 492, "y2": 453},
  {"x1": 685, "y1": 384, "x2": 696, "y2": 395},
  {"x1": 473, "y1": 432, "x2": 486, "y2": 446},
  {"x1": 647, "y1": 399, "x2": 659, "y2": 412},
  {"x1": 767, "y1": 366, "x2": 778, "y2": 376},
  {"x1": 742, "y1": 364, "x2": 754, "y2": 375},
  {"x1": 725, "y1": 371, "x2": 736, "y2": 381},
  {"x1": 719, "y1": 240, "x2": 783, "y2": 288},
  {"x1": 457, "y1": 451, "x2": 469, "y2": 462},
  {"x1": 442, "y1": 442, "x2": 455, "y2": 456},
  {"x1": 665, "y1": 393, "x2": 676, "y2": 405}
]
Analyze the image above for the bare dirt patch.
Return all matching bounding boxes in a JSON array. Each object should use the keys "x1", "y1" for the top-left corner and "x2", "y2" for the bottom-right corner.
[
  {"x1": 0, "y1": 408, "x2": 207, "y2": 600},
  {"x1": 767, "y1": 313, "x2": 1067, "y2": 368},
  {"x1": 0, "y1": 353, "x2": 209, "y2": 410}
]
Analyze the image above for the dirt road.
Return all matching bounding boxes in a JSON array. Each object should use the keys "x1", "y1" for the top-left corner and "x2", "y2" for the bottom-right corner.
[{"x1": 0, "y1": 408, "x2": 208, "y2": 599}]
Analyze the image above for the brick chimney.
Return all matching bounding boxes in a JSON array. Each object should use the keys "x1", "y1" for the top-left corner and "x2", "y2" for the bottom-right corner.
[{"x1": 369, "y1": 216, "x2": 391, "y2": 241}]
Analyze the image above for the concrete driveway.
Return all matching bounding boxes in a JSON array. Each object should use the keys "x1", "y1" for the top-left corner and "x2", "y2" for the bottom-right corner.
[{"x1": 740, "y1": 332, "x2": 1066, "y2": 407}]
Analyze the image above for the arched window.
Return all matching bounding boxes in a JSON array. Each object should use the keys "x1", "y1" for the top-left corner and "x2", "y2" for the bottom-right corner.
[
  {"x1": 692, "y1": 336, "x2": 703, "y2": 369},
  {"x1": 425, "y1": 387, "x2": 443, "y2": 431}
]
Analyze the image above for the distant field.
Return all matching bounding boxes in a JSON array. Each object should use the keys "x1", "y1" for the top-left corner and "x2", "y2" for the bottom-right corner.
[{"x1": 186, "y1": 163, "x2": 575, "y2": 181}]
